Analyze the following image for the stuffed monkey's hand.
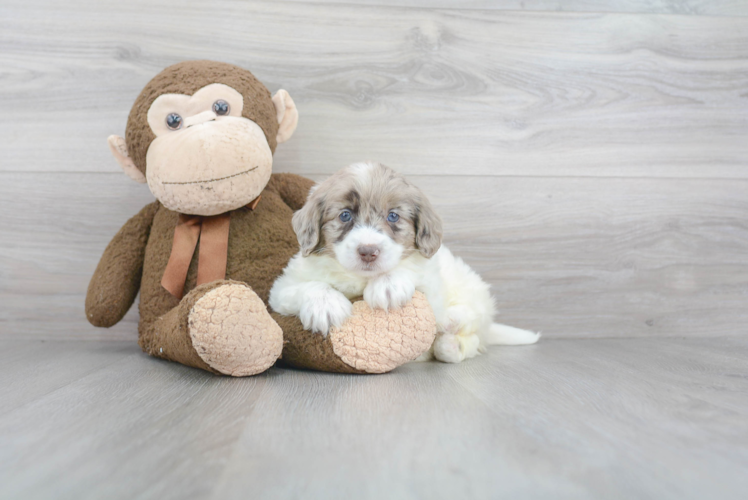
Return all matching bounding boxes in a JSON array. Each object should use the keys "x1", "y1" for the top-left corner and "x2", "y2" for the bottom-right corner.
[
  {"x1": 363, "y1": 272, "x2": 416, "y2": 311},
  {"x1": 85, "y1": 202, "x2": 159, "y2": 328},
  {"x1": 298, "y1": 285, "x2": 353, "y2": 336}
]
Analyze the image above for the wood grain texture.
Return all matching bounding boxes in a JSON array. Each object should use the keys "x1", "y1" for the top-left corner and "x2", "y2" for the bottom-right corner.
[
  {"x1": 0, "y1": 173, "x2": 155, "y2": 339},
  {"x1": 1, "y1": 0, "x2": 747, "y2": 340},
  {"x1": 1, "y1": 0, "x2": 747, "y2": 178},
  {"x1": 290, "y1": 0, "x2": 748, "y2": 16},
  {"x1": 0, "y1": 340, "x2": 270, "y2": 500},
  {"x1": 2, "y1": 172, "x2": 747, "y2": 339},
  {"x1": 0, "y1": 340, "x2": 135, "y2": 416},
  {"x1": 1, "y1": 2, "x2": 746, "y2": 498},
  {"x1": 1, "y1": 337, "x2": 746, "y2": 499}
]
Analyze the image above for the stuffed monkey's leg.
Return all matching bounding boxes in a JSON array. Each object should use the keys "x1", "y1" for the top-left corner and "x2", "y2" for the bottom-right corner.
[
  {"x1": 273, "y1": 291, "x2": 437, "y2": 374},
  {"x1": 272, "y1": 313, "x2": 364, "y2": 374},
  {"x1": 139, "y1": 280, "x2": 283, "y2": 376}
]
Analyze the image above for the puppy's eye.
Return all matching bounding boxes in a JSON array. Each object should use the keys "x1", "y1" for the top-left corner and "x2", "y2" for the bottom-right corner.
[
  {"x1": 212, "y1": 100, "x2": 230, "y2": 116},
  {"x1": 339, "y1": 210, "x2": 352, "y2": 223},
  {"x1": 387, "y1": 212, "x2": 400, "y2": 223},
  {"x1": 166, "y1": 113, "x2": 183, "y2": 130}
]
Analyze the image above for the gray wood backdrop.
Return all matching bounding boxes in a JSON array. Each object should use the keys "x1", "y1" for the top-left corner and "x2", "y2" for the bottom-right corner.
[{"x1": 1, "y1": 0, "x2": 747, "y2": 340}]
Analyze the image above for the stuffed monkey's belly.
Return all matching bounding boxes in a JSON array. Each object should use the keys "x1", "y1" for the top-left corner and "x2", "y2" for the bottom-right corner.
[{"x1": 137, "y1": 189, "x2": 299, "y2": 325}]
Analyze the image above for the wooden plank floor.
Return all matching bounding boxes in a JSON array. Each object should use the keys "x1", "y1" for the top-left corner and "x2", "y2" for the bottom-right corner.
[{"x1": 1, "y1": 337, "x2": 746, "y2": 499}]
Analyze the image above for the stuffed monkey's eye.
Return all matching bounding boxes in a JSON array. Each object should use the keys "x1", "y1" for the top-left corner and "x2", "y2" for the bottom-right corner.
[
  {"x1": 212, "y1": 100, "x2": 230, "y2": 116},
  {"x1": 387, "y1": 212, "x2": 400, "y2": 223},
  {"x1": 165, "y1": 113, "x2": 183, "y2": 130},
  {"x1": 339, "y1": 210, "x2": 352, "y2": 223}
]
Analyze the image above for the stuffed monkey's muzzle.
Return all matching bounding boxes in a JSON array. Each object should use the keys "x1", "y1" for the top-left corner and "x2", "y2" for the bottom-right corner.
[{"x1": 146, "y1": 117, "x2": 273, "y2": 216}]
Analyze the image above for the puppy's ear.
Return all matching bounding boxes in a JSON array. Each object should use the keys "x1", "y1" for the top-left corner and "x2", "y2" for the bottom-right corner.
[
  {"x1": 292, "y1": 191, "x2": 324, "y2": 256},
  {"x1": 414, "y1": 195, "x2": 443, "y2": 258}
]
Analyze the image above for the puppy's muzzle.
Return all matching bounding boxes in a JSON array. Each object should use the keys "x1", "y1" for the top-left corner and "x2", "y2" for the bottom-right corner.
[{"x1": 357, "y1": 245, "x2": 380, "y2": 263}]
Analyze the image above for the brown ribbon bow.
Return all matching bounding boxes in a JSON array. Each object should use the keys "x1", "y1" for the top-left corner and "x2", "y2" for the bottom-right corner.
[{"x1": 161, "y1": 196, "x2": 261, "y2": 299}]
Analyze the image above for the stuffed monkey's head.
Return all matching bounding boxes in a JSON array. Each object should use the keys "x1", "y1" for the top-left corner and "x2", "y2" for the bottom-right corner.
[{"x1": 108, "y1": 61, "x2": 298, "y2": 216}]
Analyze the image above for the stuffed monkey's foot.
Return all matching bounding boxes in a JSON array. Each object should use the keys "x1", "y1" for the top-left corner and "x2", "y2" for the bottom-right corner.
[
  {"x1": 329, "y1": 291, "x2": 437, "y2": 373},
  {"x1": 273, "y1": 291, "x2": 436, "y2": 374},
  {"x1": 188, "y1": 281, "x2": 283, "y2": 376},
  {"x1": 143, "y1": 280, "x2": 283, "y2": 376}
]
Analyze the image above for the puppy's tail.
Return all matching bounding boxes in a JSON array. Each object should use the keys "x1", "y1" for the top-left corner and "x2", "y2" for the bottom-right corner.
[{"x1": 484, "y1": 323, "x2": 540, "y2": 346}]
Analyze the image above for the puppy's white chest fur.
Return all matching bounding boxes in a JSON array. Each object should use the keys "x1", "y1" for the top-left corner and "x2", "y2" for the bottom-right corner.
[
  {"x1": 283, "y1": 254, "x2": 369, "y2": 298},
  {"x1": 277, "y1": 251, "x2": 437, "y2": 302},
  {"x1": 269, "y1": 247, "x2": 450, "y2": 334}
]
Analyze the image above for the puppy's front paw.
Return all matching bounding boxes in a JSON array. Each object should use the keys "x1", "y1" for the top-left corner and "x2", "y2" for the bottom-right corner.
[
  {"x1": 299, "y1": 287, "x2": 352, "y2": 336},
  {"x1": 364, "y1": 273, "x2": 416, "y2": 311}
]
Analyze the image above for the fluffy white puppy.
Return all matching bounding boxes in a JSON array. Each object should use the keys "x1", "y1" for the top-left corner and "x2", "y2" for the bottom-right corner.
[{"x1": 269, "y1": 162, "x2": 539, "y2": 363}]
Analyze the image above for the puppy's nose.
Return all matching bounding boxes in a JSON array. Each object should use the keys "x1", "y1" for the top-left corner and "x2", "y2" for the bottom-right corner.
[{"x1": 358, "y1": 245, "x2": 380, "y2": 263}]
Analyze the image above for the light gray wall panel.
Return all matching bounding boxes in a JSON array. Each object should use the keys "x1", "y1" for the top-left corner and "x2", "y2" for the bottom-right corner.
[
  {"x1": 290, "y1": 0, "x2": 748, "y2": 16},
  {"x1": 2, "y1": 173, "x2": 746, "y2": 339},
  {"x1": 1, "y1": 1, "x2": 747, "y2": 178},
  {"x1": 1, "y1": 0, "x2": 746, "y2": 339}
]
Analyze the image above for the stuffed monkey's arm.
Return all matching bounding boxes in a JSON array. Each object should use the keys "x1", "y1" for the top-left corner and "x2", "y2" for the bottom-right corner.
[
  {"x1": 85, "y1": 202, "x2": 159, "y2": 327},
  {"x1": 267, "y1": 173, "x2": 316, "y2": 211}
]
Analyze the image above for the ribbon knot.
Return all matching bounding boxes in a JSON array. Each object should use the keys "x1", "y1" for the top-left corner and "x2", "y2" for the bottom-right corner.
[{"x1": 161, "y1": 196, "x2": 261, "y2": 299}]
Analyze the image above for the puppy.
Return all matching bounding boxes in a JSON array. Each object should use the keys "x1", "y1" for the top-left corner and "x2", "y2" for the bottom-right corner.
[{"x1": 269, "y1": 162, "x2": 539, "y2": 363}]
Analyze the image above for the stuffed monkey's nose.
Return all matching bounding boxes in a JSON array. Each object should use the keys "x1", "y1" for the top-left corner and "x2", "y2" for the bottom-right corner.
[
  {"x1": 358, "y1": 245, "x2": 380, "y2": 263},
  {"x1": 184, "y1": 110, "x2": 217, "y2": 128}
]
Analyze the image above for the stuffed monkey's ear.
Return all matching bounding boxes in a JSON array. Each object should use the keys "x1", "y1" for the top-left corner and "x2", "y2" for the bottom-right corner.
[
  {"x1": 272, "y1": 89, "x2": 298, "y2": 144},
  {"x1": 107, "y1": 135, "x2": 146, "y2": 183},
  {"x1": 414, "y1": 195, "x2": 444, "y2": 258},
  {"x1": 292, "y1": 189, "x2": 323, "y2": 257}
]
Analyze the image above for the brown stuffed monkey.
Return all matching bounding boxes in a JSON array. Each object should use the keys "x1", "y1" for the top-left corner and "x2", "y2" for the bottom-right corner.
[{"x1": 85, "y1": 61, "x2": 436, "y2": 376}]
